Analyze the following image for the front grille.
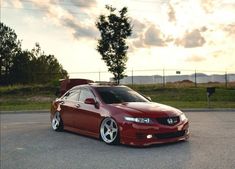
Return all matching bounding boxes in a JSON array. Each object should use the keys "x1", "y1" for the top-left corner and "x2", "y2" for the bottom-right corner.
[
  {"x1": 156, "y1": 116, "x2": 180, "y2": 126},
  {"x1": 155, "y1": 130, "x2": 185, "y2": 139}
]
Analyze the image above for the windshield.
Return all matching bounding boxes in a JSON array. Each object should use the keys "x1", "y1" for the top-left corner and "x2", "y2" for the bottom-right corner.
[{"x1": 95, "y1": 86, "x2": 149, "y2": 104}]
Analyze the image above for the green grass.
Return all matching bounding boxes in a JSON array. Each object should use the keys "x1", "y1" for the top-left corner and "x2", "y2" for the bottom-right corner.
[
  {"x1": 0, "y1": 84, "x2": 57, "y2": 111},
  {"x1": 1, "y1": 102, "x2": 51, "y2": 111},
  {"x1": 0, "y1": 84, "x2": 59, "y2": 95},
  {"x1": 0, "y1": 94, "x2": 55, "y2": 111},
  {"x1": 0, "y1": 83, "x2": 235, "y2": 111},
  {"x1": 157, "y1": 101, "x2": 235, "y2": 109},
  {"x1": 129, "y1": 84, "x2": 235, "y2": 109},
  {"x1": 134, "y1": 88, "x2": 235, "y2": 102}
]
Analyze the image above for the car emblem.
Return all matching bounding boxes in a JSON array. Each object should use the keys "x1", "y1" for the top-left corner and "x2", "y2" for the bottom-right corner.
[{"x1": 167, "y1": 118, "x2": 174, "y2": 124}]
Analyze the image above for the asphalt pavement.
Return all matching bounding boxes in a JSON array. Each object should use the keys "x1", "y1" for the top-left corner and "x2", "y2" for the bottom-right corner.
[{"x1": 1, "y1": 111, "x2": 235, "y2": 169}]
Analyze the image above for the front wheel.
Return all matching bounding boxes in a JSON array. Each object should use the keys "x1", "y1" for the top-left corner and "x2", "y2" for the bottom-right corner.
[
  {"x1": 51, "y1": 112, "x2": 63, "y2": 131},
  {"x1": 100, "y1": 118, "x2": 119, "y2": 145}
]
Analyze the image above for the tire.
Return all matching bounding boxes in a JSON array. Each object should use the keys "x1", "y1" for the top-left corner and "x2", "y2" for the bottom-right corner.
[
  {"x1": 100, "y1": 117, "x2": 119, "y2": 145},
  {"x1": 51, "y1": 112, "x2": 63, "y2": 131}
]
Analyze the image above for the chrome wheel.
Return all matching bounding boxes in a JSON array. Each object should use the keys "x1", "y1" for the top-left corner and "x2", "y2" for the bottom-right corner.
[
  {"x1": 100, "y1": 118, "x2": 119, "y2": 144},
  {"x1": 51, "y1": 112, "x2": 63, "y2": 131}
]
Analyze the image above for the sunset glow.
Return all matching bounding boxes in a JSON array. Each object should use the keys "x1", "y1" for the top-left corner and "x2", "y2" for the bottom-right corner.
[{"x1": 1, "y1": 0, "x2": 235, "y2": 80}]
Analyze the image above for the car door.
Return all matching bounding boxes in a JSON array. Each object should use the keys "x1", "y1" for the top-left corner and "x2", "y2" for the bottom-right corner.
[
  {"x1": 73, "y1": 87, "x2": 101, "y2": 134},
  {"x1": 60, "y1": 90, "x2": 80, "y2": 128}
]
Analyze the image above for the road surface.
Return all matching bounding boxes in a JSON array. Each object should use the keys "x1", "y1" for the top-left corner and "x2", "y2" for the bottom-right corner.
[{"x1": 1, "y1": 111, "x2": 235, "y2": 169}]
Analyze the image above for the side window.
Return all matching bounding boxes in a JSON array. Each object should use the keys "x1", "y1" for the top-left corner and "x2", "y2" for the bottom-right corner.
[
  {"x1": 63, "y1": 91, "x2": 71, "y2": 99},
  {"x1": 64, "y1": 90, "x2": 80, "y2": 101},
  {"x1": 79, "y1": 89, "x2": 95, "y2": 103}
]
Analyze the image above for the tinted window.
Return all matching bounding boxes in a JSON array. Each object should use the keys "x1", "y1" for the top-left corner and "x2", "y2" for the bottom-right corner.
[
  {"x1": 65, "y1": 91, "x2": 79, "y2": 101},
  {"x1": 68, "y1": 92, "x2": 79, "y2": 101},
  {"x1": 62, "y1": 90, "x2": 79, "y2": 101},
  {"x1": 63, "y1": 91, "x2": 71, "y2": 98},
  {"x1": 96, "y1": 87, "x2": 148, "y2": 104},
  {"x1": 79, "y1": 89, "x2": 95, "y2": 103}
]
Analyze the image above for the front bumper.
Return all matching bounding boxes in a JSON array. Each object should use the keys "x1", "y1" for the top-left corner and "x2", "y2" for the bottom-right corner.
[{"x1": 119, "y1": 120, "x2": 189, "y2": 146}]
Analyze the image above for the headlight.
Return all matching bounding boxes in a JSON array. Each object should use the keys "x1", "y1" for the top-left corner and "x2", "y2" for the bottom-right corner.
[
  {"x1": 124, "y1": 117, "x2": 150, "y2": 124},
  {"x1": 180, "y1": 113, "x2": 187, "y2": 121}
]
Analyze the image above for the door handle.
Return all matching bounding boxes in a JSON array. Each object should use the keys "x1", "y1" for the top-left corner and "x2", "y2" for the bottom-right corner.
[{"x1": 75, "y1": 104, "x2": 80, "y2": 108}]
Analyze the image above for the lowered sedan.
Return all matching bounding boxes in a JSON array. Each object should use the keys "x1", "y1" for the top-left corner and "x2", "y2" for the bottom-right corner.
[{"x1": 50, "y1": 84, "x2": 189, "y2": 146}]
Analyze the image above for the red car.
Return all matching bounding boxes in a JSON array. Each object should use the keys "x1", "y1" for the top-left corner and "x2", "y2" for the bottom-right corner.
[{"x1": 50, "y1": 84, "x2": 189, "y2": 146}]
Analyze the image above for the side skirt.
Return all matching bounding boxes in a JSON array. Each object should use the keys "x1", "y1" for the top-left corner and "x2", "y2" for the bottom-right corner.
[{"x1": 64, "y1": 126, "x2": 100, "y2": 139}]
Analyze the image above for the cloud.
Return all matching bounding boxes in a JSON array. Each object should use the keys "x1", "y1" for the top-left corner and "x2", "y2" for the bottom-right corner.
[
  {"x1": 131, "y1": 21, "x2": 208, "y2": 49},
  {"x1": 132, "y1": 35, "x2": 145, "y2": 48},
  {"x1": 168, "y1": 3, "x2": 176, "y2": 23},
  {"x1": 200, "y1": 0, "x2": 220, "y2": 13},
  {"x1": 61, "y1": 18, "x2": 98, "y2": 39},
  {"x1": 59, "y1": 0, "x2": 97, "y2": 18},
  {"x1": 17, "y1": 0, "x2": 98, "y2": 40},
  {"x1": 185, "y1": 55, "x2": 206, "y2": 62},
  {"x1": 212, "y1": 50, "x2": 223, "y2": 58},
  {"x1": 70, "y1": 0, "x2": 96, "y2": 8},
  {"x1": 131, "y1": 25, "x2": 168, "y2": 48},
  {"x1": 201, "y1": 0, "x2": 213, "y2": 12},
  {"x1": 144, "y1": 25, "x2": 166, "y2": 46},
  {"x1": 223, "y1": 23, "x2": 235, "y2": 36},
  {"x1": 176, "y1": 28, "x2": 206, "y2": 48},
  {"x1": 8, "y1": 0, "x2": 22, "y2": 8},
  {"x1": 131, "y1": 19, "x2": 146, "y2": 39},
  {"x1": 73, "y1": 25, "x2": 97, "y2": 39},
  {"x1": 200, "y1": 26, "x2": 208, "y2": 32}
]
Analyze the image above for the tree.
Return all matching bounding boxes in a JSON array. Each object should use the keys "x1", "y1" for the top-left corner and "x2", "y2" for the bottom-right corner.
[
  {"x1": 9, "y1": 50, "x2": 34, "y2": 84},
  {"x1": 96, "y1": 5, "x2": 132, "y2": 84},
  {"x1": 0, "y1": 22, "x2": 21, "y2": 85},
  {"x1": 10, "y1": 43, "x2": 68, "y2": 84},
  {"x1": 35, "y1": 54, "x2": 68, "y2": 84},
  {"x1": 30, "y1": 43, "x2": 68, "y2": 84},
  {"x1": 1, "y1": 23, "x2": 67, "y2": 85}
]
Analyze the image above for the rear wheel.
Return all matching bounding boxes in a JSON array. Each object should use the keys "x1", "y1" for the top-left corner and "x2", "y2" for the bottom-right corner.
[
  {"x1": 51, "y1": 112, "x2": 63, "y2": 131},
  {"x1": 100, "y1": 118, "x2": 119, "y2": 145}
]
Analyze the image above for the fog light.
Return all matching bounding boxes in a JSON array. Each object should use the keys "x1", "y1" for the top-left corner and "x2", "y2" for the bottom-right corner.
[{"x1": 147, "y1": 134, "x2": 153, "y2": 139}]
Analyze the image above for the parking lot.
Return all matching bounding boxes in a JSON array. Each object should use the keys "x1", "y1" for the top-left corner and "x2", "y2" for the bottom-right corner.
[{"x1": 1, "y1": 111, "x2": 235, "y2": 169}]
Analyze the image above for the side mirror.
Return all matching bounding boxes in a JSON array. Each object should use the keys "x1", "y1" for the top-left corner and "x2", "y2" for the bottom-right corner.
[
  {"x1": 84, "y1": 98, "x2": 96, "y2": 105},
  {"x1": 84, "y1": 98, "x2": 100, "y2": 109}
]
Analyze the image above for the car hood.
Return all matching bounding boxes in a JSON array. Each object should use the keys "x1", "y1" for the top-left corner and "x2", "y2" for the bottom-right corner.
[{"x1": 111, "y1": 102, "x2": 182, "y2": 118}]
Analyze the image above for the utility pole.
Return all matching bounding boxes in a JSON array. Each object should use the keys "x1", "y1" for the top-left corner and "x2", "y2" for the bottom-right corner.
[
  {"x1": 98, "y1": 71, "x2": 101, "y2": 81},
  {"x1": 225, "y1": 71, "x2": 228, "y2": 88},
  {"x1": 194, "y1": 69, "x2": 197, "y2": 87},
  {"x1": 162, "y1": 68, "x2": 165, "y2": 87},
  {"x1": 131, "y1": 69, "x2": 133, "y2": 86}
]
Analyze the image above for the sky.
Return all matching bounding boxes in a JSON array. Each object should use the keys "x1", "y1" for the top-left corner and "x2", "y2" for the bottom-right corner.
[{"x1": 1, "y1": 0, "x2": 235, "y2": 80}]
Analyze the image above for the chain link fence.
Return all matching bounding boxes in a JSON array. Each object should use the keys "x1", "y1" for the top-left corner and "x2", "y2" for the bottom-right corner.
[{"x1": 68, "y1": 69, "x2": 235, "y2": 87}]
